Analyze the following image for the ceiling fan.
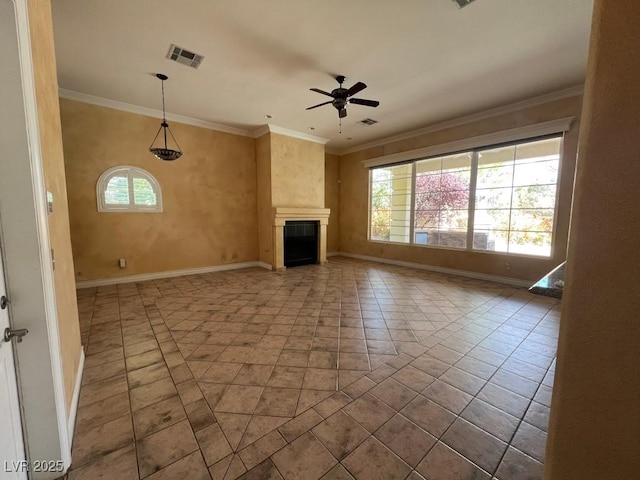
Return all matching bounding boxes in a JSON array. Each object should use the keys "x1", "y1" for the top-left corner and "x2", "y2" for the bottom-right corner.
[{"x1": 306, "y1": 75, "x2": 380, "y2": 126}]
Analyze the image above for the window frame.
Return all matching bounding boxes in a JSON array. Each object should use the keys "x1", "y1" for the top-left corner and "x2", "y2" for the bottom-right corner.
[
  {"x1": 368, "y1": 133, "x2": 564, "y2": 258},
  {"x1": 96, "y1": 166, "x2": 163, "y2": 213}
]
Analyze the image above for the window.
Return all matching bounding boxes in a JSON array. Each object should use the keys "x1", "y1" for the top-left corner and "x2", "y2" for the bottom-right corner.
[
  {"x1": 369, "y1": 135, "x2": 562, "y2": 257},
  {"x1": 370, "y1": 163, "x2": 412, "y2": 243},
  {"x1": 97, "y1": 166, "x2": 162, "y2": 212}
]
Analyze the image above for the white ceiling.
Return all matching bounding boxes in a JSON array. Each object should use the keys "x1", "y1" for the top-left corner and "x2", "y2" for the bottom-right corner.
[{"x1": 51, "y1": 0, "x2": 594, "y2": 152}]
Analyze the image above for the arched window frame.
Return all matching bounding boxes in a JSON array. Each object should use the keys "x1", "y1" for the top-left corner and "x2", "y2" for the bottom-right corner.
[{"x1": 96, "y1": 166, "x2": 163, "y2": 213}]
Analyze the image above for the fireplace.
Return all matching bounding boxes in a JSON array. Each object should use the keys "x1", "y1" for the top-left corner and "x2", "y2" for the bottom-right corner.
[
  {"x1": 284, "y1": 221, "x2": 318, "y2": 267},
  {"x1": 271, "y1": 207, "x2": 330, "y2": 271}
]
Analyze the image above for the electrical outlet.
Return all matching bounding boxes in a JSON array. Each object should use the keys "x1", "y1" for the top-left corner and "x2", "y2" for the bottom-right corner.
[
  {"x1": 119, "y1": 258, "x2": 126, "y2": 269},
  {"x1": 505, "y1": 261, "x2": 511, "y2": 271}
]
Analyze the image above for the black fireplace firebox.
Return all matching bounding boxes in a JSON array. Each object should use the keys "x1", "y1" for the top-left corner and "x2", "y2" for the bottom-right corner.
[{"x1": 284, "y1": 221, "x2": 319, "y2": 267}]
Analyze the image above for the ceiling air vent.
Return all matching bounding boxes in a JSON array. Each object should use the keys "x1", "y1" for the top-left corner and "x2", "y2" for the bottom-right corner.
[
  {"x1": 451, "y1": 0, "x2": 477, "y2": 8},
  {"x1": 167, "y1": 44, "x2": 204, "y2": 69},
  {"x1": 357, "y1": 118, "x2": 379, "y2": 126}
]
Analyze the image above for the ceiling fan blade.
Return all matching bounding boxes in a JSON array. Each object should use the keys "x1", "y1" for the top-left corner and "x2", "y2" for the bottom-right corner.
[
  {"x1": 350, "y1": 98, "x2": 380, "y2": 107},
  {"x1": 346, "y1": 82, "x2": 367, "y2": 96},
  {"x1": 339, "y1": 108, "x2": 347, "y2": 119},
  {"x1": 310, "y1": 88, "x2": 334, "y2": 97},
  {"x1": 306, "y1": 100, "x2": 333, "y2": 110}
]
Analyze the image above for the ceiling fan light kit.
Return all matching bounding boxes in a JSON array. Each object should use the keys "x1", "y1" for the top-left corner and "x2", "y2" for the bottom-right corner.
[
  {"x1": 149, "y1": 73, "x2": 183, "y2": 161},
  {"x1": 307, "y1": 75, "x2": 380, "y2": 132}
]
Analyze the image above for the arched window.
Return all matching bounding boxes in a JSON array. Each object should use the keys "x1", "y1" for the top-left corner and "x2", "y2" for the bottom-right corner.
[{"x1": 97, "y1": 166, "x2": 163, "y2": 212}]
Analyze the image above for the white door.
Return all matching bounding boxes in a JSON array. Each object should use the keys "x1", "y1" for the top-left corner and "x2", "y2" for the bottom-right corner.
[{"x1": 0, "y1": 244, "x2": 27, "y2": 480}]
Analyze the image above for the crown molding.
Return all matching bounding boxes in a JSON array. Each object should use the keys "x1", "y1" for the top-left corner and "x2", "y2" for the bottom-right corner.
[
  {"x1": 335, "y1": 84, "x2": 584, "y2": 156},
  {"x1": 252, "y1": 124, "x2": 330, "y2": 145},
  {"x1": 58, "y1": 88, "x2": 255, "y2": 137}
]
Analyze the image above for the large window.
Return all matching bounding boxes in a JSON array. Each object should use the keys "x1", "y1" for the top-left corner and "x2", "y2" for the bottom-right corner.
[
  {"x1": 369, "y1": 135, "x2": 562, "y2": 257},
  {"x1": 97, "y1": 166, "x2": 162, "y2": 212}
]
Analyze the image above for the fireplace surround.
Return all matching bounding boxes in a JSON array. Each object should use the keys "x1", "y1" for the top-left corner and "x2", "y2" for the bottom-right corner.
[{"x1": 272, "y1": 207, "x2": 330, "y2": 271}]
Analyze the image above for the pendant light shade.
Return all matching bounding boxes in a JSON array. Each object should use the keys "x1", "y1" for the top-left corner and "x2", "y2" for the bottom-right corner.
[{"x1": 149, "y1": 73, "x2": 182, "y2": 161}]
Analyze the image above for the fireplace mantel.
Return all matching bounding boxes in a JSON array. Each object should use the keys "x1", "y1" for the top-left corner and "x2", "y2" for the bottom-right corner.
[{"x1": 272, "y1": 207, "x2": 330, "y2": 270}]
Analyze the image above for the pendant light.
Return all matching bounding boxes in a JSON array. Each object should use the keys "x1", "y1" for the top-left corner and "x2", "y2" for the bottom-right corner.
[{"x1": 149, "y1": 73, "x2": 182, "y2": 161}]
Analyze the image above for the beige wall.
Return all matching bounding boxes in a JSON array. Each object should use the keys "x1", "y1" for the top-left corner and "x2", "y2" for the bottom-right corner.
[
  {"x1": 545, "y1": 1, "x2": 640, "y2": 478},
  {"x1": 270, "y1": 133, "x2": 325, "y2": 208},
  {"x1": 339, "y1": 96, "x2": 582, "y2": 282},
  {"x1": 256, "y1": 133, "x2": 272, "y2": 264},
  {"x1": 325, "y1": 153, "x2": 340, "y2": 253},
  {"x1": 61, "y1": 99, "x2": 258, "y2": 280},
  {"x1": 28, "y1": 0, "x2": 81, "y2": 413}
]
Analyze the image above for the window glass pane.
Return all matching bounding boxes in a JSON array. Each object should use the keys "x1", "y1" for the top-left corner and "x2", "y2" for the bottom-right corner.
[
  {"x1": 133, "y1": 177, "x2": 157, "y2": 206},
  {"x1": 474, "y1": 187, "x2": 512, "y2": 210},
  {"x1": 104, "y1": 175, "x2": 129, "y2": 205},
  {"x1": 473, "y1": 136, "x2": 561, "y2": 256},
  {"x1": 370, "y1": 164, "x2": 412, "y2": 243},
  {"x1": 513, "y1": 160, "x2": 558, "y2": 186},
  {"x1": 414, "y1": 153, "x2": 471, "y2": 248}
]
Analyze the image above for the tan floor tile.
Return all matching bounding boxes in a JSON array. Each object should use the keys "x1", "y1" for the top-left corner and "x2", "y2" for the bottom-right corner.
[
  {"x1": 238, "y1": 415, "x2": 289, "y2": 449},
  {"x1": 146, "y1": 450, "x2": 211, "y2": 480},
  {"x1": 233, "y1": 364, "x2": 274, "y2": 386},
  {"x1": 370, "y1": 378, "x2": 418, "y2": 411},
  {"x1": 267, "y1": 366, "x2": 306, "y2": 388},
  {"x1": 68, "y1": 444, "x2": 138, "y2": 480},
  {"x1": 238, "y1": 430, "x2": 287, "y2": 469},
  {"x1": 342, "y1": 437, "x2": 411, "y2": 480},
  {"x1": 215, "y1": 385, "x2": 263, "y2": 414},
  {"x1": 81, "y1": 358, "x2": 126, "y2": 385},
  {"x1": 209, "y1": 454, "x2": 233, "y2": 480},
  {"x1": 133, "y1": 395, "x2": 186, "y2": 439},
  {"x1": 442, "y1": 418, "x2": 507, "y2": 472},
  {"x1": 196, "y1": 423, "x2": 234, "y2": 466},
  {"x1": 185, "y1": 398, "x2": 217, "y2": 431},
  {"x1": 75, "y1": 391, "x2": 130, "y2": 434},
  {"x1": 201, "y1": 362, "x2": 243, "y2": 383},
  {"x1": 460, "y1": 398, "x2": 519, "y2": 442},
  {"x1": 401, "y1": 396, "x2": 456, "y2": 437},
  {"x1": 255, "y1": 387, "x2": 301, "y2": 417},
  {"x1": 391, "y1": 365, "x2": 435, "y2": 391},
  {"x1": 271, "y1": 432, "x2": 337, "y2": 480},
  {"x1": 342, "y1": 393, "x2": 395, "y2": 433},
  {"x1": 423, "y1": 380, "x2": 473, "y2": 414},
  {"x1": 72, "y1": 414, "x2": 134, "y2": 468},
  {"x1": 124, "y1": 338, "x2": 159, "y2": 358},
  {"x1": 374, "y1": 414, "x2": 437, "y2": 467},
  {"x1": 224, "y1": 454, "x2": 247, "y2": 479},
  {"x1": 494, "y1": 447, "x2": 544, "y2": 480},
  {"x1": 338, "y1": 370, "x2": 368, "y2": 390},
  {"x1": 216, "y1": 412, "x2": 252, "y2": 450},
  {"x1": 417, "y1": 442, "x2": 490, "y2": 480},
  {"x1": 303, "y1": 368, "x2": 338, "y2": 391},
  {"x1": 278, "y1": 409, "x2": 324, "y2": 442},
  {"x1": 126, "y1": 349, "x2": 164, "y2": 371},
  {"x1": 277, "y1": 350, "x2": 310, "y2": 367},
  {"x1": 201, "y1": 382, "x2": 229, "y2": 410},
  {"x1": 130, "y1": 377, "x2": 178, "y2": 411},
  {"x1": 137, "y1": 419, "x2": 199, "y2": 477},
  {"x1": 238, "y1": 458, "x2": 284, "y2": 480},
  {"x1": 312, "y1": 411, "x2": 369, "y2": 460},
  {"x1": 127, "y1": 362, "x2": 170, "y2": 389},
  {"x1": 78, "y1": 373, "x2": 128, "y2": 408},
  {"x1": 320, "y1": 464, "x2": 355, "y2": 480},
  {"x1": 177, "y1": 378, "x2": 205, "y2": 404},
  {"x1": 248, "y1": 347, "x2": 282, "y2": 365},
  {"x1": 511, "y1": 422, "x2": 547, "y2": 462}
]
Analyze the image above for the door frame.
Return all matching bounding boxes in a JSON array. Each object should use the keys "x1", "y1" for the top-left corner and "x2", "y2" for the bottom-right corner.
[{"x1": 1, "y1": 0, "x2": 72, "y2": 475}]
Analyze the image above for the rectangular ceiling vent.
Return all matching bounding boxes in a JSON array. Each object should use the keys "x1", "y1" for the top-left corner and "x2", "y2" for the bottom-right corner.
[
  {"x1": 357, "y1": 118, "x2": 379, "y2": 126},
  {"x1": 451, "y1": 0, "x2": 477, "y2": 8},
  {"x1": 167, "y1": 44, "x2": 204, "y2": 69}
]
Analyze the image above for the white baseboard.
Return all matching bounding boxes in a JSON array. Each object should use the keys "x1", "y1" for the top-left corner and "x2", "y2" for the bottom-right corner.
[
  {"x1": 76, "y1": 261, "x2": 267, "y2": 288},
  {"x1": 332, "y1": 252, "x2": 532, "y2": 288},
  {"x1": 257, "y1": 262, "x2": 272, "y2": 270},
  {"x1": 67, "y1": 348, "x2": 85, "y2": 445}
]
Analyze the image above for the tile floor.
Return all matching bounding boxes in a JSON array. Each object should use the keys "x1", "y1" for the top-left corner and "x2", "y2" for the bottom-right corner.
[{"x1": 64, "y1": 257, "x2": 558, "y2": 480}]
